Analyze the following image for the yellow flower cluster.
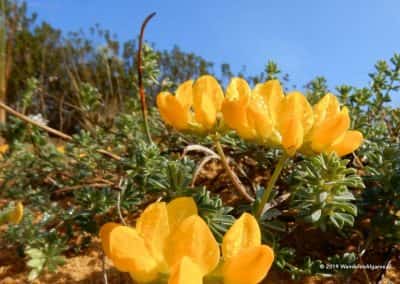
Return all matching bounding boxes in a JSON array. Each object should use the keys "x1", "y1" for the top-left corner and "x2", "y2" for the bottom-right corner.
[
  {"x1": 157, "y1": 75, "x2": 224, "y2": 132},
  {"x1": 157, "y1": 76, "x2": 363, "y2": 157},
  {"x1": 100, "y1": 197, "x2": 274, "y2": 284}
]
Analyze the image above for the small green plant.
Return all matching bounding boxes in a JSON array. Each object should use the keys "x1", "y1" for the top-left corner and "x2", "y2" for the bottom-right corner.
[
  {"x1": 26, "y1": 245, "x2": 66, "y2": 281},
  {"x1": 290, "y1": 154, "x2": 364, "y2": 231}
]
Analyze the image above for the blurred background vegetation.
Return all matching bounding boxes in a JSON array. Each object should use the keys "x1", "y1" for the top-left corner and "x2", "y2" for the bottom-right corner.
[{"x1": 0, "y1": 0, "x2": 257, "y2": 134}]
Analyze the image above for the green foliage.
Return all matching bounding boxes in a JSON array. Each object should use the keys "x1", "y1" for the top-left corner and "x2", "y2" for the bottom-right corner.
[
  {"x1": 290, "y1": 154, "x2": 364, "y2": 231},
  {"x1": 194, "y1": 188, "x2": 235, "y2": 242},
  {"x1": 4, "y1": 209, "x2": 66, "y2": 280},
  {"x1": 26, "y1": 246, "x2": 66, "y2": 281},
  {"x1": 360, "y1": 143, "x2": 400, "y2": 243},
  {"x1": 305, "y1": 76, "x2": 328, "y2": 104},
  {"x1": 275, "y1": 246, "x2": 357, "y2": 280},
  {"x1": 265, "y1": 61, "x2": 281, "y2": 81}
]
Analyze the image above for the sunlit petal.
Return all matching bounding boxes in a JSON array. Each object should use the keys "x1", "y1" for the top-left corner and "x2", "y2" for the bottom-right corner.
[
  {"x1": 253, "y1": 80, "x2": 284, "y2": 124},
  {"x1": 222, "y1": 78, "x2": 256, "y2": 138},
  {"x1": 168, "y1": 256, "x2": 203, "y2": 284},
  {"x1": 167, "y1": 197, "x2": 198, "y2": 231},
  {"x1": 176, "y1": 80, "x2": 194, "y2": 108},
  {"x1": 247, "y1": 97, "x2": 273, "y2": 141},
  {"x1": 107, "y1": 225, "x2": 158, "y2": 282},
  {"x1": 99, "y1": 222, "x2": 120, "y2": 258},
  {"x1": 223, "y1": 245, "x2": 274, "y2": 284},
  {"x1": 165, "y1": 215, "x2": 220, "y2": 276},
  {"x1": 277, "y1": 92, "x2": 313, "y2": 155},
  {"x1": 193, "y1": 75, "x2": 224, "y2": 129},
  {"x1": 222, "y1": 213, "x2": 261, "y2": 260},
  {"x1": 156, "y1": 92, "x2": 190, "y2": 130},
  {"x1": 136, "y1": 202, "x2": 170, "y2": 268},
  {"x1": 327, "y1": 130, "x2": 363, "y2": 157},
  {"x1": 313, "y1": 93, "x2": 340, "y2": 125},
  {"x1": 311, "y1": 107, "x2": 350, "y2": 152}
]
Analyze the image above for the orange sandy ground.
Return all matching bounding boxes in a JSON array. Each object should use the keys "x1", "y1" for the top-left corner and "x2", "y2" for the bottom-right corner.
[{"x1": 0, "y1": 238, "x2": 399, "y2": 284}]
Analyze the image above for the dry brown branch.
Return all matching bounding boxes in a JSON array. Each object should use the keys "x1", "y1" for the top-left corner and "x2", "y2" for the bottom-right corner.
[{"x1": 0, "y1": 101, "x2": 122, "y2": 161}]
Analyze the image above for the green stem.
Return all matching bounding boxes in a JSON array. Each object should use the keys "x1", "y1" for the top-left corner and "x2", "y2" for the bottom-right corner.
[
  {"x1": 214, "y1": 136, "x2": 254, "y2": 202},
  {"x1": 141, "y1": 107, "x2": 153, "y2": 144},
  {"x1": 256, "y1": 153, "x2": 289, "y2": 219}
]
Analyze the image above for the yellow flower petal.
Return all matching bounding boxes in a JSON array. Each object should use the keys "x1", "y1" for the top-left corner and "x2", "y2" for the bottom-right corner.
[
  {"x1": 281, "y1": 118, "x2": 304, "y2": 156},
  {"x1": 157, "y1": 92, "x2": 190, "y2": 130},
  {"x1": 167, "y1": 197, "x2": 198, "y2": 231},
  {"x1": 56, "y1": 146, "x2": 65, "y2": 154},
  {"x1": 253, "y1": 80, "x2": 284, "y2": 124},
  {"x1": 225, "y1": 77, "x2": 251, "y2": 101},
  {"x1": 313, "y1": 93, "x2": 340, "y2": 126},
  {"x1": 222, "y1": 78, "x2": 254, "y2": 139},
  {"x1": 8, "y1": 201, "x2": 23, "y2": 224},
  {"x1": 223, "y1": 245, "x2": 274, "y2": 284},
  {"x1": 222, "y1": 213, "x2": 261, "y2": 260},
  {"x1": 222, "y1": 99, "x2": 254, "y2": 139},
  {"x1": 311, "y1": 106, "x2": 350, "y2": 153},
  {"x1": 107, "y1": 225, "x2": 158, "y2": 282},
  {"x1": 99, "y1": 222, "x2": 120, "y2": 257},
  {"x1": 175, "y1": 80, "x2": 194, "y2": 109},
  {"x1": 277, "y1": 92, "x2": 313, "y2": 155},
  {"x1": 0, "y1": 144, "x2": 8, "y2": 154},
  {"x1": 247, "y1": 97, "x2": 273, "y2": 141},
  {"x1": 136, "y1": 202, "x2": 170, "y2": 269},
  {"x1": 168, "y1": 256, "x2": 203, "y2": 284},
  {"x1": 327, "y1": 130, "x2": 363, "y2": 157},
  {"x1": 164, "y1": 215, "x2": 220, "y2": 276},
  {"x1": 193, "y1": 75, "x2": 224, "y2": 129}
]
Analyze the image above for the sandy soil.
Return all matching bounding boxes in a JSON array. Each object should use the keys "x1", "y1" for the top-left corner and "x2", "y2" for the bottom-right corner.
[{"x1": 0, "y1": 239, "x2": 398, "y2": 284}]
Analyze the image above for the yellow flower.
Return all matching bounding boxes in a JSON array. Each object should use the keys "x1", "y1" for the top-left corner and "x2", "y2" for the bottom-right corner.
[
  {"x1": 307, "y1": 93, "x2": 363, "y2": 156},
  {"x1": 222, "y1": 213, "x2": 274, "y2": 284},
  {"x1": 100, "y1": 197, "x2": 212, "y2": 283},
  {"x1": 0, "y1": 144, "x2": 8, "y2": 153},
  {"x1": 56, "y1": 145, "x2": 65, "y2": 154},
  {"x1": 0, "y1": 144, "x2": 9, "y2": 160},
  {"x1": 157, "y1": 75, "x2": 224, "y2": 132},
  {"x1": 100, "y1": 197, "x2": 274, "y2": 283},
  {"x1": 222, "y1": 78, "x2": 281, "y2": 143},
  {"x1": 222, "y1": 79, "x2": 313, "y2": 156},
  {"x1": 8, "y1": 201, "x2": 24, "y2": 224},
  {"x1": 276, "y1": 91, "x2": 314, "y2": 156}
]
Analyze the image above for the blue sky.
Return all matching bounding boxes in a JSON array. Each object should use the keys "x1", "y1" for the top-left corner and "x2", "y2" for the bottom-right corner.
[{"x1": 26, "y1": 0, "x2": 400, "y2": 105}]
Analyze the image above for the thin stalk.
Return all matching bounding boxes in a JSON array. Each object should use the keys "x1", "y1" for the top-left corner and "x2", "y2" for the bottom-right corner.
[
  {"x1": 0, "y1": 100, "x2": 73, "y2": 140},
  {"x1": 102, "y1": 251, "x2": 109, "y2": 284},
  {"x1": 256, "y1": 153, "x2": 288, "y2": 219},
  {"x1": 136, "y1": 12, "x2": 156, "y2": 144},
  {"x1": 0, "y1": 0, "x2": 7, "y2": 123},
  {"x1": 0, "y1": 101, "x2": 122, "y2": 161},
  {"x1": 214, "y1": 137, "x2": 254, "y2": 202},
  {"x1": 354, "y1": 230, "x2": 373, "y2": 284},
  {"x1": 117, "y1": 190, "x2": 127, "y2": 226}
]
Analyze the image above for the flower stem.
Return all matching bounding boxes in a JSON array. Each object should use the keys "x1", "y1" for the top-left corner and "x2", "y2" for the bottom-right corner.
[
  {"x1": 256, "y1": 153, "x2": 289, "y2": 219},
  {"x1": 214, "y1": 136, "x2": 254, "y2": 202},
  {"x1": 136, "y1": 12, "x2": 156, "y2": 144}
]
